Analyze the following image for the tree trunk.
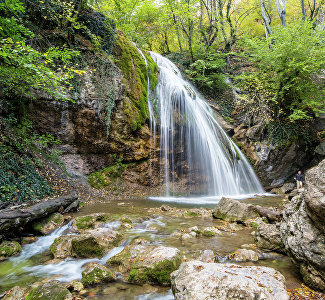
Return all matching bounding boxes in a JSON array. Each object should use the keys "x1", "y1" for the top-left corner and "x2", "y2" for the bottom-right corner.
[
  {"x1": 261, "y1": 0, "x2": 273, "y2": 35},
  {"x1": 0, "y1": 193, "x2": 78, "y2": 237},
  {"x1": 301, "y1": 0, "x2": 306, "y2": 20},
  {"x1": 276, "y1": 0, "x2": 287, "y2": 27}
]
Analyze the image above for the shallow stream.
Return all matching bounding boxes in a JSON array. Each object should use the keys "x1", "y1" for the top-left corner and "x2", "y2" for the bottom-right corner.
[{"x1": 0, "y1": 196, "x2": 301, "y2": 299}]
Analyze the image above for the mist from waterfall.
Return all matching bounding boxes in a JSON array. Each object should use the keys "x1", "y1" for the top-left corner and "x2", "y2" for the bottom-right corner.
[{"x1": 148, "y1": 52, "x2": 264, "y2": 198}]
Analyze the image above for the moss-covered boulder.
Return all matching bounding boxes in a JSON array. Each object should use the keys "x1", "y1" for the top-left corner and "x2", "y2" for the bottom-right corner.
[
  {"x1": 74, "y1": 214, "x2": 111, "y2": 230},
  {"x1": 71, "y1": 228, "x2": 123, "y2": 258},
  {"x1": 107, "y1": 245, "x2": 181, "y2": 286},
  {"x1": 81, "y1": 262, "x2": 115, "y2": 287},
  {"x1": 0, "y1": 241, "x2": 22, "y2": 261},
  {"x1": 50, "y1": 236, "x2": 73, "y2": 259},
  {"x1": 74, "y1": 215, "x2": 96, "y2": 230},
  {"x1": 49, "y1": 227, "x2": 122, "y2": 259},
  {"x1": 25, "y1": 281, "x2": 72, "y2": 300},
  {"x1": 202, "y1": 227, "x2": 221, "y2": 237},
  {"x1": 32, "y1": 213, "x2": 64, "y2": 235}
]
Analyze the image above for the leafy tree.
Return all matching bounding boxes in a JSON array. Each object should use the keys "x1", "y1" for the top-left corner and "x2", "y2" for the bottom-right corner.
[
  {"x1": 239, "y1": 21, "x2": 325, "y2": 124},
  {"x1": 0, "y1": 0, "x2": 83, "y2": 103},
  {"x1": 186, "y1": 52, "x2": 227, "y2": 97}
]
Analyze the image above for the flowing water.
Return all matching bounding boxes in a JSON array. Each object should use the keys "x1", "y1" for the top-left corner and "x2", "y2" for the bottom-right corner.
[
  {"x1": 0, "y1": 197, "x2": 301, "y2": 299},
  {"x1": 0, "y1": 51, "x2": 298, "y2": 298},
  {"x1": 148, "y1": 52, "x2": 264, "y2": 199}
]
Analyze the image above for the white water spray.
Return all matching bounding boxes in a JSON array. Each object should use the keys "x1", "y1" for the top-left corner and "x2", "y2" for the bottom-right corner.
[{"x1": 149, "y1": 52, "x2": 264, "y2": 197}]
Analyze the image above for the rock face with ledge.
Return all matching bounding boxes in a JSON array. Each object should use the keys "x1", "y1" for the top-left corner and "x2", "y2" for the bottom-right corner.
[
  {"x1": 280, "y1": 159, "x2": 325, "y2": 291},
  {"x1": 171, "y1": 260, "x2": 289, "y2": 300}
]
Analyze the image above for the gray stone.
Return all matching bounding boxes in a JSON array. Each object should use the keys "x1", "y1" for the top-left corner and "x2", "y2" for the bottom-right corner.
[
  {"x1": 212, "y1": 198, "x2": 259, "y2": 223},
  {"x1": 107, "y1": 245, "x2": 181, "y2": 286},
  {"x1": 24, "y1": 281, "x2": 72, "y2": 300},
  {"x1": 315, "y1": 140, "x2": 325, "y2": 155},
  {"x1": 171, "y1": 261, "x2": 289, "y2": 300},
  {"x1": 81, "y1": 262, "x2": 115, "y2": 287},
  {"x1": 280, "y1": 183, "x2": 295, "y2": 194},
  {"x1": 254, "y1": 219, "x2": 285, "y2": 253},
  {"x1": 197, "y1": 250, "x2": 215, "y2": 263},
  {"x1": 2, "y1": 286, "x2": 27, "y2": 300},
  {"x1": 280, "y1": 159, "x2": 325, "y2": 291},
  {"x1": 229, "y1": 249, "x2": 259, "y2": 262}
]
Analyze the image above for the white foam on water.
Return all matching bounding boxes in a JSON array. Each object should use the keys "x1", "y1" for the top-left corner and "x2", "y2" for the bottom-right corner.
[
  {"x1": 148, "y1": 193, "x2": 275, "y2": 205},
  {"x1": 23, "y1": 246, "x2": 125, "y2": 282},
  {"x1": 103, "y1": 221, "x2": 121, "y2": 231},
  {"x1": 136, "y1": 289, "x2": 174, "y2": 300},
  {"x1": 10, "y1": 222, "x2": 72, "y2": 264}
]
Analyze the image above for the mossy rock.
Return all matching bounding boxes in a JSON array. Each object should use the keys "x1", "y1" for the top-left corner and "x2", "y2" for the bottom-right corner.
[
  {"x1": 75, "y1": 215, "x2": 96, "y2": 230},
  {"x1": 185, "y1": 211, "x2": 200, "y2": 217},
  {"x1": 121, "y1": 217, "x2": 132, "y2": 224},
  {"x1": 81, "y1": 262, "x2": 115, "y2": 287},
  {"x1": 108, "y1": 245, "x2": 181, "y2": 286},
  {"x1": 50, "y1": 236, "x2": 73, "y2": 259},
  {"x1": 71, "y1": 236, "x2": 105, "y2": 258},
  {"x1": 0, "y1": 241, "x2": 22, "y2": 261},
  {"x1": 33, "y1": 213, "x2": 64, "y2": 235},
  {"x1": 113, "y1": 33, "x2": 158, "y2": 131},
  {"x1": 202, "y1": 230, "x2": 215, "y2": 237},
  {"x1": 128, "y1": 258, "x2": 181, "y2": 286},
  {"x1": 25, "y1": 281, "x2": 72, "y2": 300}
]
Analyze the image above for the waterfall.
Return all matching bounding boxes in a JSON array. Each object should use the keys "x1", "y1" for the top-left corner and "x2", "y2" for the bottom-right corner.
[{"x1": 148, "y1": 52, "x2": 264, "y2": 198}]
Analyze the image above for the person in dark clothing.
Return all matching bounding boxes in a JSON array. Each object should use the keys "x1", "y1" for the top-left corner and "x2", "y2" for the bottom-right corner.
[{"x1": 294, "y1": 171, "x2": 304, "y2": 189}]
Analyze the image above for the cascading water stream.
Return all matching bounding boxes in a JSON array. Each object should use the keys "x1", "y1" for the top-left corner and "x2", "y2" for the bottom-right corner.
[{"x1": 148, "y1": 52, "x2": 264, "y2": 198}]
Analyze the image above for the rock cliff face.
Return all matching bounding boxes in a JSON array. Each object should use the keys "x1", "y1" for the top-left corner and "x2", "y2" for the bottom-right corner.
[
  {"x1": 280, "y1": 159, "x2": 325, "y2": 291},
  {"x1": 232, "y1": 122, "x2": 325, "y2": 186},
  {"x1": 28, "y1": 34, "x2": 159, "y2": 187}
]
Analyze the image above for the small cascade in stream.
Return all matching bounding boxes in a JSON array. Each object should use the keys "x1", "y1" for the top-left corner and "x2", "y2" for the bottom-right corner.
[
  {"x1": 10, "y1": 222, "x2": 72, "y2": 263},
  {"x1": 147, "y1": 52, "x2": 264, "y2": 198}
]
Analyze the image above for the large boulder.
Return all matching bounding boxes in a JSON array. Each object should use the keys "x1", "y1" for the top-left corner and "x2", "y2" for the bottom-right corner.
[
  {"x1": 213, "y1": 198, "x2": 282, "y2": 223},
  {"x1": 50, "y1": 235, "x2": 73, "y2": 259},
  {"x1": 171, "y1": 260, "x2": 289, "y2": 300},
  {"x1": 81, "y1": 262, "x2": 115, "y2": 287},
  {"x1": 280, "y1": 159, "x2": 325, "y2": 291},
  {"x1": 24, "y1": 281, "x2": 72, "y2": 300},
  {"x1": 107, "y1": 245, "x2": 181, "y2": 286},
  {"x1": 212, "y1": 198, "x2": 259, "y2": 223},
  {"x1": 50, "y1": 228, "x2": 122, "y2": 259},
  {"x1": 2, "y1": 286, "x2": 27, "y2": 300},
  {"x1": 253, "y1": 219, "x2": 285, "y2": 253}
]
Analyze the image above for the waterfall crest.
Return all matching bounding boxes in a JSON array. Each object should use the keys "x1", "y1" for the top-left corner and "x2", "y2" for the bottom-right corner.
[{"x1": 148, "y1": 52, "x2": 264, "y2": 197}]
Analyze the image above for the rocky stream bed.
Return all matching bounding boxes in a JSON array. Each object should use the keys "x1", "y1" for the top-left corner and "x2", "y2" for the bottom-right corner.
[{"x1": 0, "y1": 159, "x2": 325, "y2": 300}]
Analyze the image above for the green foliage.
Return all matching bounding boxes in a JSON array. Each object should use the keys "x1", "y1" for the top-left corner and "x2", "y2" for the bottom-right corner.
[
  {"x1": 77, "y1": 10, "x2": 116, "y2": 54},
  {"x1": 88, "y1": 154, "x2": 127, "y2": 188},
  {"x1": 242, "y1": 21, "x2": 325, "y2": 123},
  {"x1": 186, "y1": 52, "x2": 227, "y2": 97},
  {"x1": 0, "y1": 116, "x2": 59, "y2": 202},
  {"x1": 0, "y1": 0, "x2": 84, "y2": 102},
  {"x1": 184, "y1": 211, "x2": 200, "y2": 217},
  {"x1": 202, "y1": 230, "x2": 215, "y2": 237}
]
